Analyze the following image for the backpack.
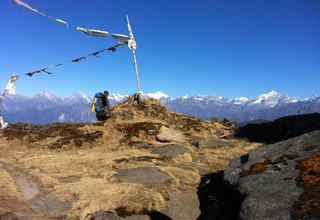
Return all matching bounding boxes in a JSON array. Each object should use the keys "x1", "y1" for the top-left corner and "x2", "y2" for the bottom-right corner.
[{"x1": 91, "y1": 93, "x2": 104, "y2": 113}]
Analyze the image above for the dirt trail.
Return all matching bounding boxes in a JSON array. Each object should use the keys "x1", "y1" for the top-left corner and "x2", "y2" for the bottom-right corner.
[
  {"x1": 4, "y1": 165, "x2": 40, "y2": 200},
  {"x1": 1, "y1": 161, "x2": 72, "y2": 219}
]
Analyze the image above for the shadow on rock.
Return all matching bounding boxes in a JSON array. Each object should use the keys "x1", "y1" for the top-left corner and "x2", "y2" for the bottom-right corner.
[
  {"x1": 197, "y1": 171, "x2": 245, "y2": 220},
  {"x1": 149, "y1": 211, "x2": 172, "y2": 220}
]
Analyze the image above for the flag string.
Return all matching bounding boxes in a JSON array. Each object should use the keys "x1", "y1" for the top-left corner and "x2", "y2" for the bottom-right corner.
[{"x1": 24, "y1": 43, "x2": 124, "y2": 77}]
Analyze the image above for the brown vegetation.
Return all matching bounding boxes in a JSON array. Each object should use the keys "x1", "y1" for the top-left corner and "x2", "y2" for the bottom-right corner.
[
  {"x1": 240, "y1": 158, "x2": 271, "y2": 177},
  {"x1": 291, "y1": 151, "x2": 320, "y2": 219}
]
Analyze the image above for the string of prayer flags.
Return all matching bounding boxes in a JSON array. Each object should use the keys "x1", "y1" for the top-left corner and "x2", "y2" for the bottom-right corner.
[
  {"x1": 25, "y1": 43, "x2": 122, "y2": 77},
  {"x1": 14, "y1": 0, "x2": 69, "y2": 27}
]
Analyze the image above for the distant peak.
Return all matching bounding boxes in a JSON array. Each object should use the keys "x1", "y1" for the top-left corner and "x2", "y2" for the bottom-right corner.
[
  {"x1": 69, "y1": 91, "x2": 87, "y2": 98},
  {"x1": 144, "y1": 91, "x2": 169, "y2": 100},
  {"x1": 181, "y1": 95, "x2": 189, "y2": 99},
  {"x1": 258, "y1": 91, "x2": 279, "y2": 98},
  {"x1": 234, "y1": 97, "x2": 249, "y2": 101},
  {"x1": 232, "y1": 97, "x2": 249, "y2": 105},
  {"x1": 34, "y1": 91, "x2": 60, "y2": 99}
]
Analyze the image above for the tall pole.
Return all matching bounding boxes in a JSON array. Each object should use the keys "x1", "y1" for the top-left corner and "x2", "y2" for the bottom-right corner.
[
  {"x1": 132, "y1": 49, "x2": 141, "y2": 93},
  {"x1": 126, "y1": 15, "x2": 141, "y2": 94}
]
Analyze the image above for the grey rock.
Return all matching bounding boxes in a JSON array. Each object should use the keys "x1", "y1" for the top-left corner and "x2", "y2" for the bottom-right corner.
[
  {"x1": 28, "y1": 194, "x2": 72, "y2": 218},
  {"x1": 151, "y1": 144, "x2": 188, "y2": 158},
  {"x1": 116, "y1": 167, "x2": 172, "y2": 187},
  {"x1": 223, "y1": 130, "x2": 320, "y2": 220},
  {"x1": 156, "y1": 126, "x2": 186, "y2": 144},
  {"x1": 162, "y1": 190, "x2": 200, "y2": 220}
]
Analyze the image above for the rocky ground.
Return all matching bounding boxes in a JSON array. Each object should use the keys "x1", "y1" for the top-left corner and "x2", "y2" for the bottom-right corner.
[
  {"x1": 0, "y1": 97, "x2": 260, "y2": 220},
  {"x1": 198, "y1": 113, "x2": 320, "y2": 220}
]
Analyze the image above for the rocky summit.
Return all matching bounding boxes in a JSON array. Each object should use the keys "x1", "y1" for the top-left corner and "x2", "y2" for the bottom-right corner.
[{"x1": 0, "y1": 97, "x2": 319, "y2": 219}]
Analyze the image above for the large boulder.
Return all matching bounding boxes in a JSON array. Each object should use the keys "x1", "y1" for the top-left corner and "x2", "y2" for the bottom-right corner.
[{"x1": 156, "y1": 126, "x2": 186, "y2": 144}]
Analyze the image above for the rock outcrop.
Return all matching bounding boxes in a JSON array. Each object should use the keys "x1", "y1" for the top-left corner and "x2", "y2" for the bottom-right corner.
[{"x1": 224, "y1": 130, "x2": 320, "y2": 219}]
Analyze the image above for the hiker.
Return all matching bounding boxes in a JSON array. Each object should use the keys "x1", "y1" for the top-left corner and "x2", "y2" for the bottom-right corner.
[{"x1": 91, "y1": 91, "x2": 111, "y2": 121}]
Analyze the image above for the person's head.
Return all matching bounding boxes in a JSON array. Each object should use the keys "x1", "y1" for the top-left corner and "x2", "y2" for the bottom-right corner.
[{"x1": 103, "y1": 91, "x2": 109, "y2": 97}]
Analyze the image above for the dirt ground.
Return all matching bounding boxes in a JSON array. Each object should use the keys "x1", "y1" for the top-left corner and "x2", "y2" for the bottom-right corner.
[{"x1": 0, "y1": 97, "x2": 261, "y2": 219}]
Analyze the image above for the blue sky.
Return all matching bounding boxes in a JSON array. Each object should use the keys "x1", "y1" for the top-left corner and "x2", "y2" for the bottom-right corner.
[{"x1": 1, "y1": 0, "x2": 319, "y2": 99}]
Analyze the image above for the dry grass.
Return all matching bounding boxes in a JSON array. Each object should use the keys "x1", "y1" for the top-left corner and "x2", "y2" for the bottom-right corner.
[
  {"x1": 0, "y1": 97, "x2": 261, "y2": 219},
  {"x1": 202, "y1": 142, "x2": 263, "y2": 171},
  {"x1": 54, "y1": 181, "x2": 165, "y2": 219}
]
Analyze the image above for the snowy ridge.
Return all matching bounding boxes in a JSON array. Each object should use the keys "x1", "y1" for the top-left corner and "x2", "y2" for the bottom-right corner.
[
  {"x1": 143, "y1": 91, "x2": 169, "y2": 100},
  {"x1": 250, "y1": 91, "x2": 298, "y2": 107},
  {"x1": 108, "y1": 93, "x2": 128, "y2": 102},
  {"x1": 1, "y1": 91, "x2": 319, "y2": 124}
]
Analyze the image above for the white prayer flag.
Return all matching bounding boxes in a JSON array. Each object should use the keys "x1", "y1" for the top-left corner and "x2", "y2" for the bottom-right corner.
[
  {"x1": 5, "y1": 74, "x2": 19, "y2": 95},
  {"x1": 111, "y1": 34, "x2": 130, "y2": 44},
  {"x1": 77, "y1": 27, "x2": 109, "y2": 37}
]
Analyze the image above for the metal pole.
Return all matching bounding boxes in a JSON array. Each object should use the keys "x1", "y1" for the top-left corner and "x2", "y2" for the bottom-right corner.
[
  {"x1": 132, "y1": 49, "x2": 141, "y2": 92},
  {"x1": 126, "y1": 15, "x2": 141, "y2": 94}
]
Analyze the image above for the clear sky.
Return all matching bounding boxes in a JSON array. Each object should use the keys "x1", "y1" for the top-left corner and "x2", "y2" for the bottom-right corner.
[{"x1": 1, "y1": 0, "x2": 319, "y2": 99}]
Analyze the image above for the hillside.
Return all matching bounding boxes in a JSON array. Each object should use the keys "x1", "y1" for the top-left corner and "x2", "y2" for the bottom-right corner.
[{"x1": 0, "y1": 97, "x2": 261, "y2": 219}]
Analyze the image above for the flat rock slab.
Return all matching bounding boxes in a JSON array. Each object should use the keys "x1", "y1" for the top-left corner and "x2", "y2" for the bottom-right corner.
[
  {"x1": 117, "y1": 167, "x2": 172, "y2": 187},
  {"x1": 28, "y1": 194, "x2": 72, "y2": 218},
  {"x1": 162, "y1": 190, "x2": 200, "y2": 220},
  {"x1": 156, "y1": 126, "x2": 186, "y2": 144},
  {"x1": 152, "y1": 144, "x2": 188, "y2": 158}
]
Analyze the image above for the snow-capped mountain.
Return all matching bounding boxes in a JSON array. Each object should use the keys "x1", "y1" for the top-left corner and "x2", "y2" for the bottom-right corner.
[
  {"x1": 1, "y1": 91, "x2": 319, "y2": 124},
  {"x1": 246, "y1": 91, "x2": 298, "y2": 107},
  {"x1": 143, "y1": 91, "x2": 170, "y2": 100},
  {"x1": 231, "y1": 97, "x2": 249, "y2": 105},
  {"x1": 66, "y1": 92, "x2": 92, "y2": 104},
  {"x1": 108, "y1": 93, "x2": 128, "y2": 102}
]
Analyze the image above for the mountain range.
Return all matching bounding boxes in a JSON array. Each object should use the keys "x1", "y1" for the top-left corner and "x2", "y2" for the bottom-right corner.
[{"x1": 1, "y1": 91, "x2": 319, "y2": 124}]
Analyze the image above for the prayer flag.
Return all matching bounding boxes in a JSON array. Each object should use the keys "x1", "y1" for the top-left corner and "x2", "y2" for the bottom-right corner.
[
  {"x1": 77, "y1": 27, "x2": 109, "y2": 37},
  {"x1": 14, "y1": 0, "x2": 69, "y2": 27}
]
